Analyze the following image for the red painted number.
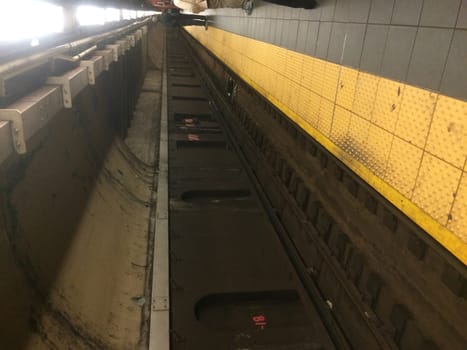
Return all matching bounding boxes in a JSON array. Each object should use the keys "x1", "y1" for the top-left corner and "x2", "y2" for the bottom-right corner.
[
  {"x1": 188, "y1": 134, "x2": 200, "y2": 141},
  {"x1": 252, "y1": 314, "x2": 267, "y2": 330}
]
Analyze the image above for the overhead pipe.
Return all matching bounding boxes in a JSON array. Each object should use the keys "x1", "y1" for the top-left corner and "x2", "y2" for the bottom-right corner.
[{"x1": 0, "y1": 18, "x2": 151, "y2": 76}]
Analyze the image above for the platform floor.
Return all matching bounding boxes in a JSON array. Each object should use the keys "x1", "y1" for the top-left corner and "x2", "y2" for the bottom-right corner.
[{"x1": 187, "y1": 1, "x2": 467, "y2": 264}]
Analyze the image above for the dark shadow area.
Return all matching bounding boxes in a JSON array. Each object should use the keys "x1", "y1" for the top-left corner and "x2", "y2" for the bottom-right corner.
[
  {"x1": 181, "y1": 189, "x2": 251, "y2": 203},
  {"x1": 195, "y1": 290, "x2": 311, "y2": 331},
  {"x1": 172, "y1": 95, "x2": 208, "y2": 101},
  {"x1": 176, "y1": 140, "x2": 226, "y2": 148}
]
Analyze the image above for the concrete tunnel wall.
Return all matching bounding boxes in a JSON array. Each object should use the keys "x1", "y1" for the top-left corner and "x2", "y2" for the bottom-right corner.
[{"x1": 0, "y1": 24, "x2": 164, "y2": 349}]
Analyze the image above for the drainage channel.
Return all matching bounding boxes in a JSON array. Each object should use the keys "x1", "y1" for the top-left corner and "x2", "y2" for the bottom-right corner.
[{"x1": 166, "y1": 29, "x2": 338, "y2": 350}]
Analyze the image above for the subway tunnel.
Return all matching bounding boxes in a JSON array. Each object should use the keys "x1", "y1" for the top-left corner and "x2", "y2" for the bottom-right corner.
[{"x1": 0, "y1": 1, "x2": 466, "y2": 349}]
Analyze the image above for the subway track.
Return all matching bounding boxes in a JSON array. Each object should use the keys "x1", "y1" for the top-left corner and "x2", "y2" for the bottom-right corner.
[
  {"x1": 181, "y1": 29, "x2": 467, "y2": 350},
  {"x1": 165, "y1": 28, "x2": 467, "y2": 350},
  {"x1": 166, "y1": 30, "x2": 342, "y2": 350},
  {"x1": 168, "y1": 27, "x2": 467, "y2": 350}
]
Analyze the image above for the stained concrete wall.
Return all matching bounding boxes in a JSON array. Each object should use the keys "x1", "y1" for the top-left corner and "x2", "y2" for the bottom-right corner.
[{"x1": 0, "y1": 24, "x2": 163, "y2": 349}]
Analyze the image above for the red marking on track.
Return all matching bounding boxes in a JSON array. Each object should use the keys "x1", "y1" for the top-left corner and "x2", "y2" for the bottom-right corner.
[
  {"x1": 252, "y1": 315, "x2": 267, "y2": 330},
  {"x1": 187, "y1": 134, "x2": 200, "y2": 141}
]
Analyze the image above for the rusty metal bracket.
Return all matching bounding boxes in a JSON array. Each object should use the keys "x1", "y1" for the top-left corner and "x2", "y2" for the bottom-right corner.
[
  {"x1": 0, "y1": 86, "x2": 62, "y2": 154},
  {"x1": 0, "y1": 111, "x2": 26, "y2": 154},
  {"x1": 80, "y1": 56, "x2": 104, "y2": 85},
  {"x1": 126, "y1": 34, "x2": 136, "y2": 48},
  {"x1": 135, "y1": 29, "x2": 143, "y2": 42},
  {"x1": 106, "y1": 44, "x2": 122, "y2": 62},
  {"x1": 47, "y1": 66, "x2": 88, "y2": 108},
  {"x1": 116, "y1": 37, "x2": 130, "y2": 52},
  {"x1": 0, "y1": 121, "x2": 13, "y2": 163},
  {"x1": 94, "y1": 49, "x2": 113, "y2": 71}
]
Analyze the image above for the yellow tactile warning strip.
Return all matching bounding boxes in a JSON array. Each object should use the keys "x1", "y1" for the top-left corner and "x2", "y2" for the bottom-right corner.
[{"x1": 185, "y1": 27, "x2": 467, "y2": 265}]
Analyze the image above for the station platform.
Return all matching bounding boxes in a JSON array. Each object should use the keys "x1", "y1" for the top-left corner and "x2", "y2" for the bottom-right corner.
[{"x1": 186, "y1": 0, "x2": 467, "y2": 264}]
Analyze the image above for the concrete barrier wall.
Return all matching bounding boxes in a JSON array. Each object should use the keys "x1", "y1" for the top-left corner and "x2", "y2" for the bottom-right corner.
[{"x1": 0, "y1": 23, "x2": 163, "y2": 349}]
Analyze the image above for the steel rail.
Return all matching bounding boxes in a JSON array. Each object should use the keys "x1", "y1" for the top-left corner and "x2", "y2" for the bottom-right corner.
[{"x1": 184, "y1": 33, "x2": 353, "y2": 350}]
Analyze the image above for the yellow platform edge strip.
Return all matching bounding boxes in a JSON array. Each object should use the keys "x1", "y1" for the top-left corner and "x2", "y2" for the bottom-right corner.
[{"x1": 185, "y1": 27, "x2": 467, "y2": 265}]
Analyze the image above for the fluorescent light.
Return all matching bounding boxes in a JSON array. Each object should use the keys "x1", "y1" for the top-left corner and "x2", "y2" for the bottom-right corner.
[
  {"x1": 76, "y1": 6, "x2": 105, "y2": 26},
  {"x1": 0, "y1": 0, "x2": 63, "y2": 42},
  {"x1": 142, "y1": 11, "x2": 157, "y2": 17},
  {"x1": 30, "y1": 38, "x2": 40, "y2": 47},
  {"x1": 105, "y1": 8, "x2": 121, "y2": 22},
  {"x1": 122, "y1": 9, "x2": 131, "y2": 20}
]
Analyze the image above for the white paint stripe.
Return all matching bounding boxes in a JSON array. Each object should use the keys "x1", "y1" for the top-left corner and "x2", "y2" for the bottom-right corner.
[{"x1": 149, "y1": 33, "x2": 170, "y2": 350}]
